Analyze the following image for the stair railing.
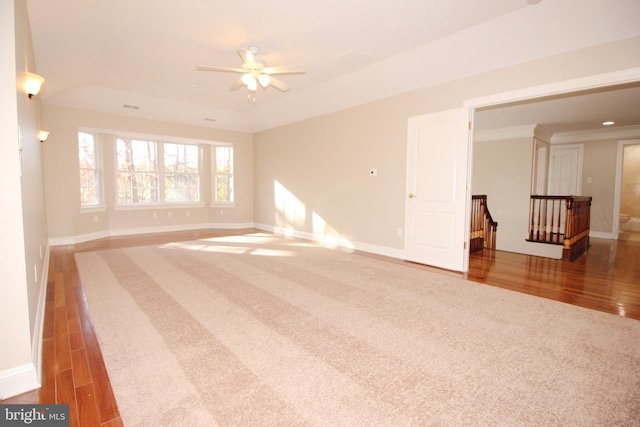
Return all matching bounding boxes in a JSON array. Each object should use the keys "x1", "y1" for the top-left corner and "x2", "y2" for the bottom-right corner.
[
  {"x1": 470, "y1": 195, "x2": 498, "y2": 252},
  {"x1": 528, "y1": 195, "x2": 592, "y2": 261}
]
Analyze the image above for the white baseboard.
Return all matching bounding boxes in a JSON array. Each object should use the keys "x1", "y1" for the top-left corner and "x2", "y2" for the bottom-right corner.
[
  {"x1": 590, "y1": 230, "x2": 617, "y2": 239},
  {"x1": 49, "y1": 222, "x2": 255, "y2": 246},
  {"x1": 32, "y1": 244, "x2": 51, "y2": 387},
  {"x1": 0, "y1": 364, "x2": 39, "y2": 400},
  {"x1": 254, "y1": 223, "x2": 406, "y2": 260},
  {"x1": 49, "y1": 230, "x2": 110, "y2": 246},
  {"x1": 1, "y1": 245, "x2": 51, "y2": 400}
]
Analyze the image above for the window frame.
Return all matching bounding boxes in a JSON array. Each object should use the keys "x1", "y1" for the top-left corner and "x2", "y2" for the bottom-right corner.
[
  {"x1": 78, "y1": 131, "x2": 105, "y2": 210},
  {"x1": 163, "y1": 142, "x2": 202, "y2": 204},
  {"x1": 212, "y1": 145, "x2": 235, "y2": 206}
]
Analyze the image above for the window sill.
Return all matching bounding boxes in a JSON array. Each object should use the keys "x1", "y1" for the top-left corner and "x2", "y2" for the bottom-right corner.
[
  {"x1": 210, "y1": 202, "x2": 236, "y2": 209},
  {"x1": 80, "y1": 205, "x2": 107, "y2": 213},
  {"x1": 114, "y1": 203, "x2": 205, "y2": 211}
]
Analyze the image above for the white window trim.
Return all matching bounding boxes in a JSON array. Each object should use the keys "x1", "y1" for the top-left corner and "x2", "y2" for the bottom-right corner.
[
  {"x1": 80, "y1": 205, "x2": 107, "y2": 213},
  {"x1": 79, "y1": 132, "x2": 104, "y2": 208},
  {"x1": 213, "y1": 145, "x2": 235, "y2": 204},
  {"x1": 210, "y1": 202, "x2": 236, "y2": 208},
  {"x1": 114, "y1": 203, "x2": 205, "y2": 211}
]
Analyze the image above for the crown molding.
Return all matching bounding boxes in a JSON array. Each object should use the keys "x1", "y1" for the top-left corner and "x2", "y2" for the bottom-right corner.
[
  {"x1": 473, "y1": 124, "x2": 537, "y2": 142},
  {"x1": 551, "y1": 125, "x2": 640, "y2": 144}
]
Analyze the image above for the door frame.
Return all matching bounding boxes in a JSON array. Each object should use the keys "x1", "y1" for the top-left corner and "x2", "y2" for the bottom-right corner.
[
  {"x1": 457, "y1": 67, "x2": 640, "y2": 271},
  {"x1": 613, "y1": 139, "x2": 640, "y2": 236}
]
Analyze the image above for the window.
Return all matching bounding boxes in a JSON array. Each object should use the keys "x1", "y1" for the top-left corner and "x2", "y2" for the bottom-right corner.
[
  {"x1": 115, "y1": 138, "x2": 202, "y2": 205},
  {"x1": 78, "y1": 132, "x2": 101, "y2": 206},
  {"x1": 116, "y1": 138, "x2": 159, "y2": 204},
  {"x1": 164, "y1": 143, "x2": 200, "y2": 203},
  {"x1": 214, "y1": 146, "x2": 234, "y2": 203}
]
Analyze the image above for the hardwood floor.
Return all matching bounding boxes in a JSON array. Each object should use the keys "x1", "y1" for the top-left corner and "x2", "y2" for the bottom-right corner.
[
  {"x1": 2, "y1": 229, "x2": 638, "y2": 426},
  {"x1": 466, "y1": 236, "x2": 640, "y2": 320}
]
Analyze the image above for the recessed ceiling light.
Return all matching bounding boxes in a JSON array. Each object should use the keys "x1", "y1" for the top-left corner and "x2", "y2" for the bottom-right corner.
[
  {"x1": 204, "y1": 117, "x2": 217, "y2": 122},
  {"x1": 602, "y1": 121, "x2": 615, "y2": 126}
]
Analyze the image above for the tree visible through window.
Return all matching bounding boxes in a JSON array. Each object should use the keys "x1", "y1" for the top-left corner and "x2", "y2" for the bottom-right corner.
[
  {"x1": 215, "y1": 146, "x2": 234, "y2": 202},
  {"x1": 116, "y1": 139, "x2": 159, "y2": 204},
  {"x1": 164, "y1": 143, "x2": 200, "y2": 202},
  {"x1": 78, "y1": 132, "x2": 100, "y2": 206}
]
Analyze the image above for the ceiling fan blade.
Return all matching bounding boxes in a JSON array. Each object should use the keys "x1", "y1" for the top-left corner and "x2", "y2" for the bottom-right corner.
[
  {"x1": 196, "y1": 65, "x2": 244, "y2": 73},
  {"x1": 263, "y1": 65, "x2": 305, "y2": 75},
  {"x1": 237, "y1": 48, "x2": 254, "y2": 64},
  {"x1": 266, "y1": 75, "x2": 290, "y2": 92},
  {"x1": 229, "y1": 78, "x2": 244, "y2": 91}
]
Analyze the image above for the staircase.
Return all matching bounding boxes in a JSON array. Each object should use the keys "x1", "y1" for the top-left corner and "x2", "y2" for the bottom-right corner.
[
  {"x1": 526, "y1": 195, "x2": 592, "y2": 261},
  {"x1": 470, "y1": 195, "x2": 498, "y2": 253}
]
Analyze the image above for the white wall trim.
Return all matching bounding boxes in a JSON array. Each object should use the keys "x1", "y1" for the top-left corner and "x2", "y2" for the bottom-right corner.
[
  {"x1": 551, "y1": 125, "x2": 640, "y2": 145},
  {"x1": 49, "y1": 222, "x2": 256, "y2": 246},
  {"x1": 254, "y1": 223, "x2": 406, "y2": 260},
  {"x1": 474, "y1": 124, "x2": 537, "y2": 142},
  {"x1": 590, "y1": 230, "x2": 616, "y2": 239},
  {"x1": 613, "y1": 139, "x2": 640, "y2": 236},
  {"x1": 31, "y1": 244, "x2": 51, "y2": 388},
  {"x1": 465, "y1": 68, "x2": 640, "y2": 112},
  {"x1": 0, "y1": 364, "x2": 39, "y2": 400}
]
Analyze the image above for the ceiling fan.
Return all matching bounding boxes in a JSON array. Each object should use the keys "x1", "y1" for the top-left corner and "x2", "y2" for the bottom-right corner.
[{"x1": 196, "y1": 46, "x2": 305, "y2": 92}]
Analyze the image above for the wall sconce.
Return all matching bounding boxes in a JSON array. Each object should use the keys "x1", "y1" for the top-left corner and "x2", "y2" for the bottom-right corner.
[
  {"x1": 25, "y1": 72, "x2": 45, "y2": 98},
  {"x1": 38, "y1": 130, "x2": 50, "y2": 143}
]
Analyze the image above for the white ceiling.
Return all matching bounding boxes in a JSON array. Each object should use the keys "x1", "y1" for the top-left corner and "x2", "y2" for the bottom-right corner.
[{"x1": 25, "y1": 0, "x2": 640, "y2": 133}]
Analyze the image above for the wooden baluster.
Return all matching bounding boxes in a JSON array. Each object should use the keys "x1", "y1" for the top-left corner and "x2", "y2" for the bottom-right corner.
[
  {"x1": 549, "y1": 200, "x2": 556, "y2": 241},
  {"x1": 536, "y1": 198, "x2": 542, "y2": 240},
  {"x1": 565, "y1": 198, "x2": 573, "y2": 239},
  {"x1": 529, "y1": 199, "x2": 535, "y2": 240},
  {"x1": 481, "y1": 198, "x2": 486, "y2": 244},
  {"x1": 556, "y1": 199, "x2": 563, "y2": 242}
]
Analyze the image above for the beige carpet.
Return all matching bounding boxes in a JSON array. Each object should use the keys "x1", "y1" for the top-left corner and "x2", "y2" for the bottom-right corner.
[{"x1": 75, "y1": 233, "x2": 640, "y2": 426}]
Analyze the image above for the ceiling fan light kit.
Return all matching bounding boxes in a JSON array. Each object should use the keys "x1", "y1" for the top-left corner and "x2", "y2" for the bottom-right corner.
[{"x1": 196, "y1": 46, "x2": 305, "y2": 95}]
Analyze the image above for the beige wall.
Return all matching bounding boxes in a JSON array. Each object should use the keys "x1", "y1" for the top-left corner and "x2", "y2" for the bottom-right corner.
[
  {"x1": 0, "y1": 0, "x2": 48, "y2": 393},
  {"x1": 254, "y1": 37, "x2": 640, "y2": 251},
  {"x1": 42, "y1": 106, "x2": 254, "y2": 242},
  {"x1": 578, "y1": 139, "x2": 620, "y2": 234},
  {"x1": 472, "y1": 138, "x2": 534, "y2": 253}
]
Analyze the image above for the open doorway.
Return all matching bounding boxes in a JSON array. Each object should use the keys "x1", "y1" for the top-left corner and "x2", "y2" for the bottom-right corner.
[
  {"x1": 616, "y1": 140, "x2": 640, "y2": 241},
  {"x1": 463, "y1": 69, "x2": 640, "y2": 269}
]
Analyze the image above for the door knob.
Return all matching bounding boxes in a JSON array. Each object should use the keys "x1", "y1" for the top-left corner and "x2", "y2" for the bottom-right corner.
[{"x1": 408, "y1": 193, "x2": 416, "y2": 199}]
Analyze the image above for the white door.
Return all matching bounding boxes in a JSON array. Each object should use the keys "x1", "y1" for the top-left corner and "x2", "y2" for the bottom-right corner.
[
  {"x1": 548, "y1": 145, "x2": 583, "y2": 195},
  {"x1": 404, "y1": 108, "x2": 469, "y2": 272}
]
